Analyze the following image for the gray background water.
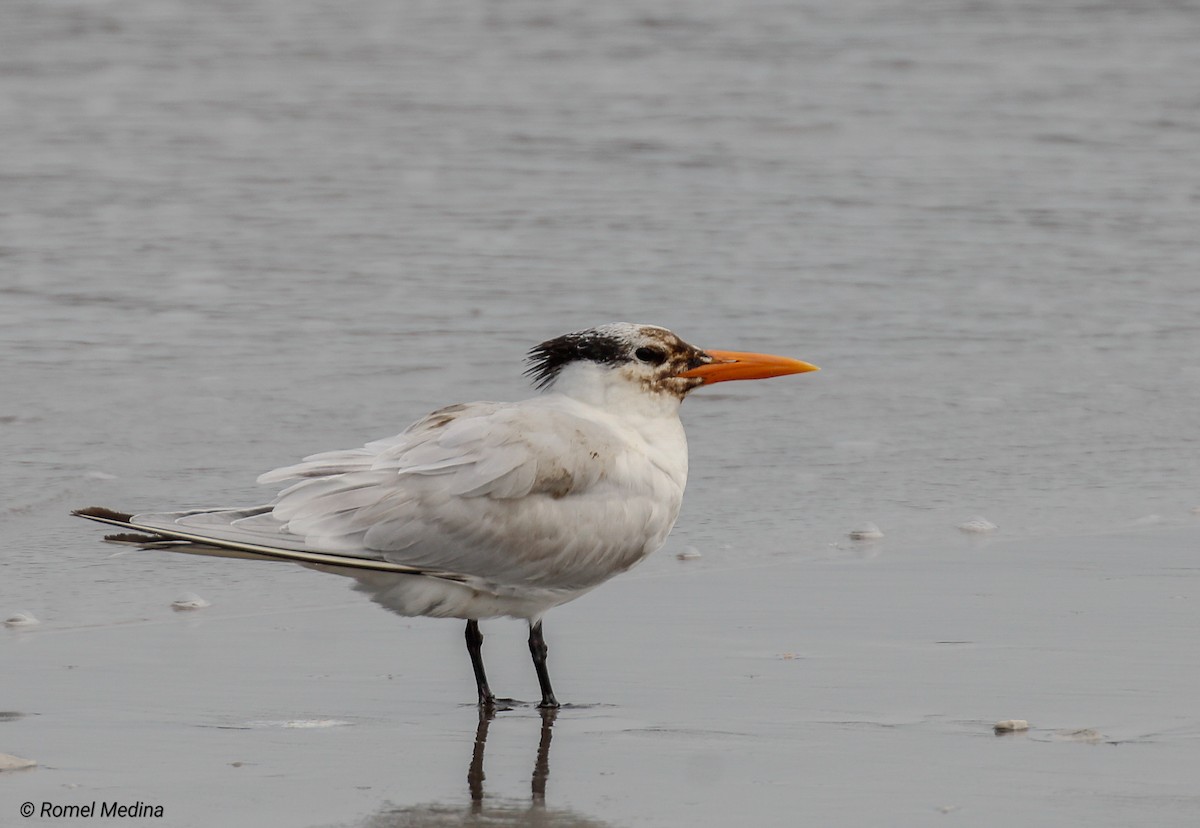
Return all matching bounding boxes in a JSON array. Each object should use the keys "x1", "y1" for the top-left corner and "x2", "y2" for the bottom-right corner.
[{"x1": 3, "y1": 0, "x2": 1199, "y2": 825}]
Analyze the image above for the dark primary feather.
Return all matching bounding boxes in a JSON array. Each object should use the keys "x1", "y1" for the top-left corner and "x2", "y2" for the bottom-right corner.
[{"x1": 72, "y1": 506, "x2": 135, "y2": 524}]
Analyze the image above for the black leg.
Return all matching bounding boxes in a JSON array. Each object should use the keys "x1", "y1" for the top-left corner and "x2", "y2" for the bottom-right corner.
[
  {"x1": 465, "y1": 620, "x2": 496, "y2": 707},
  {"x1": 528, "y1": 620, "x2": 560, "y2": 709}
]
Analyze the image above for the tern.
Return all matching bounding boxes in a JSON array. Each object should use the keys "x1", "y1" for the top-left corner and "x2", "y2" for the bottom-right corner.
[{"x1": 75, "y1": 323, "x2": 818, "y2": 708}]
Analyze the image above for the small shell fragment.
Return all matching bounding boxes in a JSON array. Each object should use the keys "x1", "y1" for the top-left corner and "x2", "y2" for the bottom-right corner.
[
  {"x1": 0, "y1": 753, "x2": 37, "y2": 771},
  {"x1": 993, "y1": 719, "x2": 1030, "y2": 733},
  {"x1": 848, "y1": 523, "x2": 884, "y2": 541},
  {"x1": 676, "y1": 546, "x2": 702, "y2": 560},
  {"x1": 4, "y1": 612, "x2": 39, "y2": 628},
  {"x1": 957, "y1": 517, "x2": 997, "y2": 534},
  {"x1": 172, "y1": 594, "x2": 211, "y2": 611}
]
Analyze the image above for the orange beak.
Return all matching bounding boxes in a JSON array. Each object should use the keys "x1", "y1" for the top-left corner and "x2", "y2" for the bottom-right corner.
[{"x1": 679, "y1": 349, "x2": 820, "y2": 384}]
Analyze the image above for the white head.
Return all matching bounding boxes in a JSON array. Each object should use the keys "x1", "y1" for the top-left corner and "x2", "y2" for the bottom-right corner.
[{"x1": 525, "y1": 323, "x2": 819, "y2": 406}]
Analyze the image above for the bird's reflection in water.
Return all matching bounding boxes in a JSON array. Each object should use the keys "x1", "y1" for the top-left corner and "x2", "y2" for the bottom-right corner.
[
  {"x1": 356, "y1": 707, "x2": 612, "y2": 828},
  {"x1": 468, "y1": 707, "x2": 553, "y2": 811}
]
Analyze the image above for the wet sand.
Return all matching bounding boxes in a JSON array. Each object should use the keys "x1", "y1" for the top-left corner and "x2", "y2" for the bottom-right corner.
[{"x1": 4, "y1": 523, "x2": 1199, "y2": 826}]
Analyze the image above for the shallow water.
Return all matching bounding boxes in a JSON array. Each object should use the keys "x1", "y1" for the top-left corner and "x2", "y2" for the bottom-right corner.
[{"x1": 3, "y1": 0, "x2": 1200, "y2": 825}]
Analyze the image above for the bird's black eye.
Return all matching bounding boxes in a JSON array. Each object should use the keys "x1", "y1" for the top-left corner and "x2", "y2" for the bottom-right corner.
[{"x1": 634, "y1": 346, "x2": 667, "y2": 365}]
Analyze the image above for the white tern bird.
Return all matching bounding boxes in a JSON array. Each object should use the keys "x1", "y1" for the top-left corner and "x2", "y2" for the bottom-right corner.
[{"x1": 75, "y1": 323, "x2": 818, "y2": 708}]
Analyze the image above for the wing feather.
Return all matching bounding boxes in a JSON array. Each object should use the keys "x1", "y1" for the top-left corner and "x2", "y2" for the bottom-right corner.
[
  {"x1": 133, "y1": 398, "x2": 686, "y2": 591},
  {"x1": 257, "y1": 449, "x2": 374, "y2": 483}
]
